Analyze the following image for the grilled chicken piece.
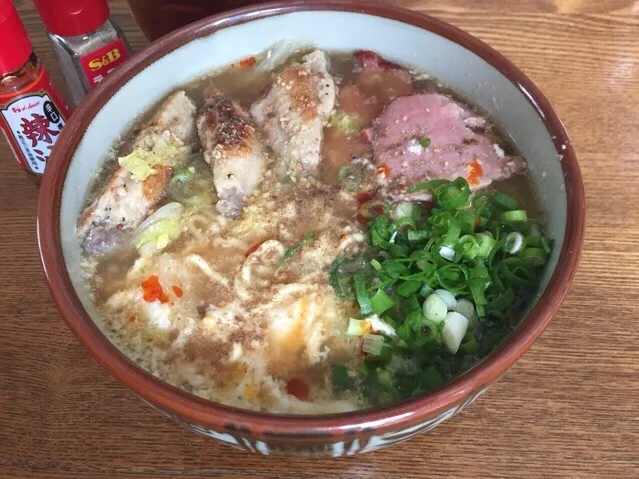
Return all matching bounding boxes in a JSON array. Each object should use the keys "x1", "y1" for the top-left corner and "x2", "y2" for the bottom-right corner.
[
  {"x1": 78, "y1": 91, "x2": 198, "y2": 256},
  {"x1": 250, "y1": 50, "x2": 336, "y2": 179},
  {"x1": 197, "y1": 87, "x2": 266, "y2": 219}
]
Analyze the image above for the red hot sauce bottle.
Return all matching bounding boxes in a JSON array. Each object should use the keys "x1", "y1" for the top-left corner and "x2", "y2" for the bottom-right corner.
[{"x1": 0, "y1": 0, "x2": 70, "y2": 176}]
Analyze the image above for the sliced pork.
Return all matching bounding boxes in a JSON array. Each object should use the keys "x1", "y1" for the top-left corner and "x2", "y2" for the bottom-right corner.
[
  {"x1": 371, "y1": 93, "x2": 525, "y2": 200},
  {"x1": 250, "y1": 50, "x2": 336, "y2": 179},
  {"x1": 78, "y1": 91, "x2": 198, "y2": 256},
  {"x1": 197, "y1": 87, "x2": 266, "y2": 219}
]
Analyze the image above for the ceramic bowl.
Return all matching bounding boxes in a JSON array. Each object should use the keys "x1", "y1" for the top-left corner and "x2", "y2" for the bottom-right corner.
[{"x1": 38, "y1": 0, "x2": 584, "y2": 456}]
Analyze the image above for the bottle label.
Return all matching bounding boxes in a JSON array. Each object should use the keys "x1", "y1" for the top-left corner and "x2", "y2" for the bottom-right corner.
[
  {"x1": 80, "y1": 39, "x2": 130, "y2": 89},
  {"x1": 0, "y1": 69, "x2": 69, "y2": 174}
]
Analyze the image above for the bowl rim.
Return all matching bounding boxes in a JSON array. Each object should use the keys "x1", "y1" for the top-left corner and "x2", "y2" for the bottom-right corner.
[{"x1": 38, "y1": 0, "x2": 585, "y2": 437}]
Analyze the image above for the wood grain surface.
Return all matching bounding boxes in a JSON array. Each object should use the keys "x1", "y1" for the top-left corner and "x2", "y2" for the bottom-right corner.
[{"x1": 1, "y1": 0, "x2": 637, "y2": 477}]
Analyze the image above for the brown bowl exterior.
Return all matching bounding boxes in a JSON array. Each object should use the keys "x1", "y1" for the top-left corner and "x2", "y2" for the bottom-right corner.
[{"x1": 37, "y1": 0, "x2": 585, "y2": 456}]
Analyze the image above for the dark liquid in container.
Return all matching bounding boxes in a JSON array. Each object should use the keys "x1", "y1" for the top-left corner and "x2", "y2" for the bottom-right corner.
[{"x1": 126, "y1": 0, "x2": 270, "y2": 40}]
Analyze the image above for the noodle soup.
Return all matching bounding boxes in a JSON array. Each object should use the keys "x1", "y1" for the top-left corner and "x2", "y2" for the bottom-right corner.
[{"x1": 79, "y1": 48, "x2": 551, "y2": 413}]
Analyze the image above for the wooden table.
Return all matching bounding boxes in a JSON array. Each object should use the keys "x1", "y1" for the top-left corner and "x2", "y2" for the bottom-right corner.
[{"x1": 1, "y1": 0, "x2": 637, "y2": 477}]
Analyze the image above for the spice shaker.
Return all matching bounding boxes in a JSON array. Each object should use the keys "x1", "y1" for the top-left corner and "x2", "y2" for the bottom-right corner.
[
  {"x1": 0, "y1": 0, "x2": 70, "y2": 176},
  {"x1": 34, "y1": 0, "x2": 133, "y2": 108}
]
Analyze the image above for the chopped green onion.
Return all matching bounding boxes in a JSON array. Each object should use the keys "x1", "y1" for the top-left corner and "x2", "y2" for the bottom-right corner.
[
  {"x1": 456, "y1": 234, "x2": 479, "y2": 260},
  {"x1": 396, "y1": 322, "x2": 416, "y2": 345},
  {"x1": 407, "y1": 178, "x2": 450, "y2": 193},
  {"x1": 279, "y1": 232, "x2": 317, "y2": 265},
  {"x1": 454, "y1": 298, "x2": 476, "y2": 321},
  {"x1": 521, "y1": 247, "x2": 548, "y2": 266},
  {"x1": 498, "y1": 257, "x2": 537, "y2": 288},
  {"x1": 394, "y1": 202, "x2": 414, "y2": 220},
  {"x1": 394, "y1": 217, "x2": 416, "y2": 231},
  {"x1": 331, "y1": 364, "x2": 351, "y2": 392},
  {"x1": 366, "y1": 344, "x2": 393, "y2": 364},
  {"x1": 396, "y1": 280, "x2": 422, "y2": 297},
  {"x1": 492, "y1": 192, "x2": 520, "y2": 210},
  {"x1": 420, "y1": 365, "x2": 444, "y2": 389},
  {"x1": 435, "y1": 177, "x2": 471, "y2": 210},
  {"x1": 460, "y1": 336, "x2": 480, "y2": 354},
  {"x1": 529, "y1": 223, "x2": 541, "y2": 237},
  {"x1": 346, "y1": 318, "x2": 372, "y2": 336},
  {"x1": 505, "y1": 232, "x2": 525, "y2": 254},
  {"x1": 419, "y1": 284, "x2": 433, "y2": 297},
  {"x1": 441, "y1": 220, "x2": 461, "y2": 247},
  {"x1": 370, "y1": 289, "x2": 395, "y2": 315},
  {"x1": 407, "y1": 229, "x2": 430, "y2": 242},
  {"x1": 403, "y1": 294, "x2": 421, "y2": 313},
  {"x1": 353, "y1": 275, "x2": 373, "y2": 315},
  {"x1": 420, "y1": 319, "x2": 439, "y2": 342},
  {"x1": 475, "y1": 232, "x2": 496, "y2": 259},
  {"x1": 376, "y1": 369, "x2": 393, "y2": 388},
  {"x1": 405, "y1": 310, "x2": 424, "y2": 331},
  {"x1": 418, "y1": 137, "x2": 431, "y2": 148},
  {"x1": 500, "y1": 210, "x2": 528, "y2": 223},
  {"x1": 422, "y1": 293, "x2": 447, "y2": 323},
  {"x1": 362, "y1": 334, "x2": 386, "y2": 355},
  {"x1": 434, "y1": 289, "x2": 457, "y2": 309},
  {"x1": 436, "y1": 264, "x2": 469, "y2": 294},
  {"x1": 469, "y1": 264, "x2": 490, "y2": 316},
  {"x1": 454, "y1": 210, "x2": 478, "y2": 233},
  {"x1": 442, "y1": 311, "x2": 469, "y2": 354},
  {"x1": 486, "y1": 288, "x2": 516, "y2": 311},
  {"x1": 438, "y1": 245, "x2": 456, "y2": 261}
]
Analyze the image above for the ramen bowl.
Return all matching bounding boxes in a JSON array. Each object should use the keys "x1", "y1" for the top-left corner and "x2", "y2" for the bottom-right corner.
[{"x1": 38, "y1": 0, "x2": 584, "y2": 456}]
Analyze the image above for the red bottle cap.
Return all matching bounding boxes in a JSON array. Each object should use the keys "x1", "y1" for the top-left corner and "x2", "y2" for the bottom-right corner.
[
  {"x1": 0, "y1": 0, "x2": 33, "y2": 76},
  {"x1": 33, "y1": 0, "x2": 110, "y2": 37}
]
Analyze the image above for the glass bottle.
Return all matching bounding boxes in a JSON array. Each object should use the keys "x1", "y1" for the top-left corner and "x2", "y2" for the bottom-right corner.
[
  {"x1": 34, "y1": 0, "x2": 133, "y2": 108},
  {"x1": 0, "y1": 0, "x2": 70, "y2": 176}
]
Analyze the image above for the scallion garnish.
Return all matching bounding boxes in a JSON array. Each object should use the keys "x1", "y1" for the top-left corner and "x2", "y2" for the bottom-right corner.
[
  {"x1": 370, "y1": 289, "x2": 395, "y2": 315},
  {"x1": 279, "y1": 232, "x2": 317, "y2": 265},
  {"x1": 418, "y1": 137, "x2": 431, "y2": 148},
  {"x1": 330, "y1": 176, "x2": 552, "y2": 406},
  {"x1": 362, "y1": 334, "x2": 386, "y2": 356},
  {"x1": 353, "y1": 275, "x2": 373, "y2": 315},
  {"x1": 500, "y1": 210, "x2": 528, "y2": 223},
  {"x1": 331, "y1": 364, "x2": 352, "y2": 392}
]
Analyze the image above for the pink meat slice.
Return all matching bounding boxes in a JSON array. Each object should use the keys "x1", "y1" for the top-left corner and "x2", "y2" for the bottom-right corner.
[{"x1": 371, "y1": 93, "x2": 525, "y2": 200}]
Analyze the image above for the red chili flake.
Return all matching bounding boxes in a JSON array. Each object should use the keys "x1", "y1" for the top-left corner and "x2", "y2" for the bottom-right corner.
[
  {"x1": 239, "y1": 56, "x2": 256, "y2": 67},
  {"x1": 356, "y1": 213, "x2": 367, "y2": 225},
  {"x1": 467, "y1": 159, "x2": 484, "y2": 186},
  {"x1": 141, "y1": 275, "x2": 169, "y2": 303},
  {"x1": 286, "y1": 378, "x2": 309, "y2": 401},
  {"x1": 128, "y1": 315, "x2": 136, "y2": 323},
  {"x1": 116, "y1": 223, "x2": 124, "y2": 231},
  {"x1": 360, "y1": 128, "x2": 372, "y2": 143},
  {"x1": 373, "y1": 204, "x2": 385, "y2": 215},
  {"x1": 376, "y1": 164, "x2": 391, "y2": 178},
  {"x1": 172, "y1": 285, "x2": 183, "y2": 298},
  {"x1": 245, "y1": 240, "x2": 266, "y2": 257},
  {"x1": 356, "y1": 192, "x2": 374, "y2": 203}
]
